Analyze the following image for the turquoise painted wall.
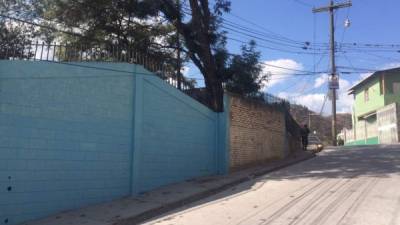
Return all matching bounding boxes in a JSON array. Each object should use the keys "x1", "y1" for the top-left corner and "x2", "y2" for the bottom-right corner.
[
  {"x1": 0, "y1": 61, "x2": 228, "y2": 225},
  {"x1": 131, "y1": 71, "x2": 226, "y2": 194},
  {"x1": 345, "y1": 137, "x2": 379, "y2": 146}
]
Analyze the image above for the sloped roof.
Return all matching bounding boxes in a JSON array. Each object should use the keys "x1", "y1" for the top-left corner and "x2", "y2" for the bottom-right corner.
[{"x1": 348, "y1": 67, "x2": 400, "y2": 94}]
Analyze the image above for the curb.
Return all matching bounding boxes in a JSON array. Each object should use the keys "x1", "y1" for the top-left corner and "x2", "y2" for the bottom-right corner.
[{"x1": 114, "y1": 152, "x2": 315, "y2": 225}]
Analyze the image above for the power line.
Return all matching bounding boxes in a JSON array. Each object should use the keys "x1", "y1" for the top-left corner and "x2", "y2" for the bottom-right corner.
[
  {"x1": 319, "y1": 93, "x2": 328, "y2": 115},
  {"x1": 227, "y1": 37, "x2": 325, "y2": 55},
  {"x1": 336, "y1": 65, "x2": 377, "y2": 72},
  {"x1": 275, "y1": 52, "x2": 328, "y2": 93},
  {"x1": 222, "y1": 21, "x2": 322, "y2": 50},
  {"x1": 7, "y1": 6, "x2": 393, "y2": 78},
  {"x1": 313, "y1": 0, "x2": 352, "y2": 146},
  {"x1": 292, "y1": 0, "x2": 314, "y2": 7},
  {"x1": 182, "y1": 3, "x2": 328, "y2": 48},
  {"x1": 356, "y1": 51, "x2": 400, "y2": 62},
  {"x1": 224, "y1": 10, "x2": 308, "y2": 45},
  {"x1": 2, "y1": 13, "x2": 325, "y2": 74},
  {"x1": 0, "y1": 14, "x2": 85, "y2": 38}
]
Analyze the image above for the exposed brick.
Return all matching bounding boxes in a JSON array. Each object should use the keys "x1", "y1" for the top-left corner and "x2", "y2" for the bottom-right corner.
[{"x1": 228, "y1": 95, "x2": 287, "y2": 170}]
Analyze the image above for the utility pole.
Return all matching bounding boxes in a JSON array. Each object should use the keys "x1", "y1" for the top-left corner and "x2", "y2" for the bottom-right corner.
[
  {"x1": 176, "y1": 0, "x2": 182, "y2": 90},
  {"x1": 313, "y1": 0, "x2": 351, "y2": 146},
  {"x1": 308, "y1": 112, "x2": 318, "y2": 128}
]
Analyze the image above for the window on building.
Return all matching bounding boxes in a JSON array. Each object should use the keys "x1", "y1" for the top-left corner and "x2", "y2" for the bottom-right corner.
[
  {"x1": 393, "y1": 82, "x2": 400, "y2": 94},
  {"x1": 364, "y1": 88, "x2": 369, "y2": 102}
]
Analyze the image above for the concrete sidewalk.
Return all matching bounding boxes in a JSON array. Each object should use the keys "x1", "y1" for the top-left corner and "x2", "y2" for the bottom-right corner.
[{"x1": 21, "y1": 151, "x2": 315, "y2": 225}]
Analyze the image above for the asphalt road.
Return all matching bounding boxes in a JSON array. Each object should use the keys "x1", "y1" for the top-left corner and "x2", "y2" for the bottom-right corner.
[{"x1": 143, "y1": 145, "x2": 400, "y2": 225}]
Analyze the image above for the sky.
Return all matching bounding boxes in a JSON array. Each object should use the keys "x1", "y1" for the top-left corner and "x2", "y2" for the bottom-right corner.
[{"x1": 184, "y1": 0, "x2": 400, "y2": 115}]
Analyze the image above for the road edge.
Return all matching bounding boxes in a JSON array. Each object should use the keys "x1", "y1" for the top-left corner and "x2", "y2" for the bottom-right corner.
[{"x1": 114, "y1": 151, "x2": 316, "y2": 225}]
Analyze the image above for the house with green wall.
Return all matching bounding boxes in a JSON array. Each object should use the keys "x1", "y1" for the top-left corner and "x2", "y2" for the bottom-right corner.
[{"x1": 343, "y1": 67, "x2": 400, "y2": 145}]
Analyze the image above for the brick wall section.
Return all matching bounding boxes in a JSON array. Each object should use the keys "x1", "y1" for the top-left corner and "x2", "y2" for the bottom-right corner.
[{"x1": 228, "y1": 95, "x2": 287, "y2": 170}]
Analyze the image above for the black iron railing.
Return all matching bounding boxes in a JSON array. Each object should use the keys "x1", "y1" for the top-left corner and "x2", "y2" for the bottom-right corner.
[
  {"x1": 0, "y1": 41, "x2": 195, "y2": 90},
  {"x1": 0, "y1": 42, "x2": 297, "y2": 113},
  {"x1": 263, "y1": 92, "x2": 287, "y2": 105}
]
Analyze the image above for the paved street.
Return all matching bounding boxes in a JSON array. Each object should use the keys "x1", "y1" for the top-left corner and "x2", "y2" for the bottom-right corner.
[{"x1": 143, "y1": 145, "x2": 400, "y2": 225}]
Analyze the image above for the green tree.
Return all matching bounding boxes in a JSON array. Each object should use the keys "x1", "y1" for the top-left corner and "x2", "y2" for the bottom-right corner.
[
  {"x1": 224, "y1": 41, "x2": 267, "y2": 97},
  {"x1": 157, "y1": 0, "x2": 231, "y2": 111},
  {"x1": 0, "y1": 0, "x2": 36, "y2": 59},
  {"x1": 32, "y1": 0, "x2": 267, "y2": 111},
  {"x1": 155, "y1": 0, "x2": 268, "y2": 110},
  {"x1": 33, "y1": 0, "x2": 178, "y2": 64}
]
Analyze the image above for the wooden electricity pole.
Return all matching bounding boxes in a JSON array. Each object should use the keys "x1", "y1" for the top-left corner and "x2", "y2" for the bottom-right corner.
[{"x1": 313, "y1": 0, "x2": 351, "y2": 146}]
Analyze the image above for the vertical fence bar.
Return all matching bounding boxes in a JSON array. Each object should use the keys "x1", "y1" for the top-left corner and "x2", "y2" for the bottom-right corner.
[
  {"x1": 5, "y1": 44, "x2": 9, "y2": 59},
  {"x1": 18, "y1": 43, "x2": 25, "y2": 60},
  {"x1": 128, "y1": 47, "x2": 132, "y2": 63},
  {"x1": 84, "y1": 45, "x2": 88, "y2": 61},
  {"x1": 12, "y1": 44, "x2": 16, "y2": 59},
  {"x1": 74, "y1": 44, "x2": 79, "y2": 61},
  {"x1": 40, "y1": 42, "x2": 44, "y2": 60},
  {"x1": 64, "y1": 43, "x2": 68, "y2": 61},
  {"x1": 80, "y1": 44, "x2": 83, "y2": 61},
  {"x1": 46, "y1": 43, "x2": 50, "y2": 61},
  {"x1": 52, "y1": 44, "x2": 56, "y2": 61},
  {"x1": 34, "y1": 41, "x2": 38, "y2": 61},
  {"x1": 111, "y1": 45, "x2": 115, "y2": 62},
  {"x1": 58, "y1": 44, "x2": 62, "y2": 61},
  {"x1": 116, "y1": 45, "x2": 119, "y2": 62},
  {"x1": 27, "y1": 43, "x2": 32, "y2": 60},
  {"x1": 21, "y1": 43, "x2": 25, "y2": 60}
]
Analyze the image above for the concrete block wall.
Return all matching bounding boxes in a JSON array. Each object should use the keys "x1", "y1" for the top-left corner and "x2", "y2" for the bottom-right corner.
[
  {"x1": 227, "y1": 95, "x2": 287, "y2": 170},
  {"x1": 0, "y1": 61, "x2": 136, "y2": 225},
  {"x1": 131, "y1": 73, "x2": 225, "y2": 193},
  {"x1": 0, "y1": 61, "x2": 228, "y2": 225}
]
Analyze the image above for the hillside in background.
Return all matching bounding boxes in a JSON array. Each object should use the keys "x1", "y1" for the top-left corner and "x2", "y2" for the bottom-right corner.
[{"x1": 290, "y1": 104, "x2": 352, "y2": 145}]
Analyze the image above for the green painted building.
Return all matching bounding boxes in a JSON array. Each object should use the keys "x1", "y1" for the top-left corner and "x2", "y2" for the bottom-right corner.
[{"x1": 343, "y1": 67, "x2": 400, "y2": 145}]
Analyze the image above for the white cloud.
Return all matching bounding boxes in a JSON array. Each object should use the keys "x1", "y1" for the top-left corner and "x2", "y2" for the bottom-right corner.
[
  {"x1": 276, "y1": 62, "x2": 400, "y2": 115},
  {"x1": 277, "y1": 77, "x2": 354, "y2": 115},
  {"x1": 381, "y1": 62, "x2": 400, "y2": 70},
  {"x1": 339, "y1": 78, "x2": 351, "y2": 90},
  {"x1": 278, "y1": 92, "x2": 327, "y2": 113},
  {"x1": 314, "y1": 74, "x2": 329, "y2": 88},
  {"x1": 262, "y1": 59, "x2": 304, "y2": 88},
  {"x1": 360, "y1": 72, "x2": 372, "y2": 79},
  {"x1": 181, "y1": 66, "x2": 190, "y2": 76}
]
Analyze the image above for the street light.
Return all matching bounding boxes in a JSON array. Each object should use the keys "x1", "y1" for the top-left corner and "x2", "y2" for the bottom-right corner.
[{"x1": 344, "y1": 18, "x2": 351, "y2": 27}]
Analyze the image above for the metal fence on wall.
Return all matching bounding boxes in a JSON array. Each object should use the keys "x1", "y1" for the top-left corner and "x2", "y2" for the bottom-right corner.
[
  {"x1": 1, "y1": 42, "x2": 295, "y2": 113},
  {"x1": 0, "y1": 41, "x2": 195, "y2": 91},
  {"x1": 263, "y1": 92, "x2": 287, "y2": 105}
]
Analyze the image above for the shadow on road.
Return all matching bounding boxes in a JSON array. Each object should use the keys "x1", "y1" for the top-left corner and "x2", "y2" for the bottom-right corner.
[
  {"x1": 269, "y1": 144, "x2": 400, "y2": 181},
  {"x1": 140, "y1": 145, "x2": 400, "y2": 224}
]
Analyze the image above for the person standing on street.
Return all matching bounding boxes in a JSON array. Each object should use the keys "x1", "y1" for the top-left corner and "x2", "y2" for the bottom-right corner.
[{"x1": 300, "y1": 124, "x2": 310, "y2": 151}]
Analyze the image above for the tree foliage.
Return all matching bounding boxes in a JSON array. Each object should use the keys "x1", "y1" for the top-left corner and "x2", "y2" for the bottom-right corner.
[
  {"x1": 224, "y1": 41, "x2": 267, "y2": 97},
  {"x1": 0, "y1": 0, "x2": 36, "y2": 59},
  {"x1": 33, "y1": 0, "x2": 179, "y2": 64},
  {"x1": 5, "y1": 0, "x2": 268, "y2": 111}
]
